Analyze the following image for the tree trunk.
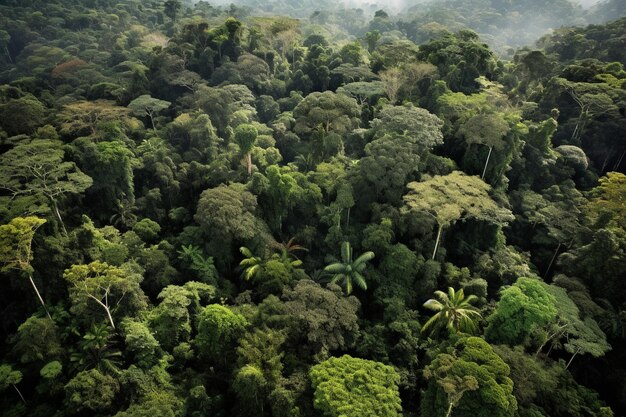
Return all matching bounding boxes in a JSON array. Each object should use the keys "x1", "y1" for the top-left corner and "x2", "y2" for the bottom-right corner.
[
  {"x1": 543, "y1": 242, "x2": 561, "y2": 279},
  {"x1": 148, "y1": 111, "x2": 156, "y2": 132},
  {"x1": 600, "y1": 147, "x2": 613, "y2": 173},
  {"x1": 50, "y1": 198, "x2": 68, "y2": 236},
  {"x1": 345, "y1": 206, "x2": 351, "y2": 228},
  {"x1": 445, "y1": 401, "x2": 454, "y2": 417},
  {"x1": 613, "y1": 149, "x2": 625, "y2": 171},
  {"x1": 13, "y1": 384, "x2": 26, "y2": 404},
  {"x1": 565, "y1": 347, "x2": 581, "y2": 370},
  {"x1": 535, "y1": 323, "x2": 568, "y2": 356},
  {"x1": 246, "y1": 153, "x2": 252, "y2": 176},
  {"x1": 432, "y1": 224, "x2": 443, "y2": 260},
  {"x1": 29, "y1": 274, "x2": 52, "y2": 320},
  {"x1": 4, "y1": 46, "x2": 13, "y2": 64},
  {"x1": 481, "y1": 146, "x2": 493, "y2": 180}
]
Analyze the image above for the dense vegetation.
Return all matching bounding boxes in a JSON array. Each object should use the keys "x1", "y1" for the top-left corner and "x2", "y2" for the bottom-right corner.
[{"x1": 0, "y1": 1, "x2": 625, "y2": 416}]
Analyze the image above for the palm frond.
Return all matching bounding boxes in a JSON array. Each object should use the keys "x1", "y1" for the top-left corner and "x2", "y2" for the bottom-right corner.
[{"x1": 353, "y1": 272, "x2": 367, "y2": 290}]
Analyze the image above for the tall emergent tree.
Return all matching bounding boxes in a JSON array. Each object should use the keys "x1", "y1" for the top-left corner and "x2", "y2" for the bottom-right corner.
[
  {"x1": 421, "y1": 337, "x2": 516, "y2": 417},
  {"x1": 458, "y1": 113, "x2": 510, "y2": 179},
  {"x1": 234, "y1": 124, "x2": 258, "y2": 176},
  {"x1": 402, "y1": 171, "x2": 513, "y2": 259},
  {"x1": 127, "y1": 95, "x2": 171, "y2": 131},
  {"x1": 64, "y1": 261, "x2": 148, "y2": 329},
  {"x1": 0, "y1": 216, "x2": 51, "y2": 319},
  {"x1": 0, "y1": 139, "x2": 93, "y2": 234}
]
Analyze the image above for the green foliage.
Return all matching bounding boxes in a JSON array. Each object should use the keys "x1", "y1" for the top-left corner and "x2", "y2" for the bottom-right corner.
[
  {"x1": 0, "y1": 216, "x2": 46, "y2": 273},
  {"x1": 113, "y1": 390, "x2": 183, "y2": 417},
  {"x1": 0, "y1": 3, "x2": 623, "y2": 416},
  {"x1": 0, "y1": 364, "x2": 22, "y2": 391},
  {"x1": 0, "y1": 140, "x2": 92, "y2": 231},
  {"x1": 293, "y1": 91, "x2": 360, "y2": 136},
  {"x1": 309, "y1": 355, "x2": 402, "y2": 417},
  {"x1": 40, "y1": 361, "x2": 63, "y2": 379},
  {"x1": 422, "y1": 287, "x2": 482, "y2": 336},
  {"x1": 275, "y1": 279, "x2": 361, "y2": 354},
  {"x1": 486, "y1": 278, "x2": 557, "y2": 346},
  {"x1": 121, "y1": 319, "x2": 162, "y2": 369},
  {"x1": 403, "y1": 171, "x2": 513, "y2": 258},
  {"x1": 195, "y1": 304, "x2": 247, "y2": 363},
  {"x1": 64, "y1": 261, "x2": 147, "y2": 329},
  {"x1": 64, "y1": 368, "x2": 120, "y2": 413},
  {"x1": 422, "y1": 337, "x2": 517, "y2": 417},
  {"x1": 324, "y1": 241, "x2": 374, "y2": 295},
  {"x1": 10, "y1": 315, "x2": 62, "y2": 364},
  {"x1": 127, "y1": 95, "x2": 171, "y2": 130},
  {"x1": 132, "y1": 218, "x2": 161, "y2": 243}
]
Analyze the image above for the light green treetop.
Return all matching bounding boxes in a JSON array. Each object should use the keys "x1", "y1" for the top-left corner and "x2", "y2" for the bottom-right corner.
[
  {"x1": 310, "y1": 354, "x2": 402, "y2": 417},
  {"x1": 402, "y1": 171, "x2": 513, "y2": 259}
]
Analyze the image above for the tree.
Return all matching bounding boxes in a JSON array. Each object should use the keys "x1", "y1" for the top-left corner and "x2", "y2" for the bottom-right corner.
[
  {"x1": 324, "y1": 241, "x2": 374, "y2": 295},
  {"x1": 0, "y1": 140, "x2": 93, "y2": 234},
  {"x1": 0, "y1": 96, "x2": 46, "y2": 136},
  {"x1": 485, "y1": 277, "x2": 557, "y2": 346},
  {"x1": 0, "y1": 216, "x2": 51, "y2": 319},
  {"x1": 233, "y1": 328, "x2": 285, "y2": 415},
  {"x1": 64, "y1": 368, "x2": 120, "y2": 414},
  {"x1": 113, "y1": 391, "x2": 183, "y2": 417},
  {"x1": 149, "y1": 285, "x2": 193, "y2": 351},
  {"x1": 73, "y1": 139, "x2": 135, "y2": 222},
  {"x1": 195, "y1": 304, "x2": 247, "y2": 366},
  {"x1": 195, "y1": 183, "x2": 272, "y2": 255},
  {"x1": 127, "y1": 95, "x2": 171, "y2": 131},
  {"x1": 421, "y1": 337, "x2": 516, "y2": 417},
  {"x1": 513, "y1": 184, "x2": 585, "y2": 277},
  {"x1": 370, "y1": 104, "x2": 445, "y2": 153},
  {"x1": 120, "y1": 319, "x2": 161, "y2": 369},
  {"x1": 234, "y1": 124, "x2": 258, "y2": 176},
  {"x1": 458, "y1": 113, "x2": 510, "y2": 179},
  {"x1": 355, "y1": 134, "x2": 423, "y2": 204},
  {"x1": 10, "y1": 315, "x2": 62, "y2": 364},
  {"x1": 337, "y1": 81, "x2": 386, "y2": 105},
  {"x1": 586, "y1": 172, "x2": 626, "y2": 229},
  {"x1": 309, "y1": 355, "x2": 402, "y2": 417},
  {"x1": 423, "y1": 353, "x2": 479, "y2": 417},
  {"x1": 70, "y1": 322, "x2": 122, "y2": 374},
  {"x1": 163, "y1": 0, "x2": 182, "y2": 22},
  {"x1": 0, "y1": 364, "x2": 26, "y2": 404},
  {"x1": 58, "y1": 100, "x2": 131, "y2": 137},
  {"x1": 271, "y1": 280, "x2": 361, "y2": 354},
  {"x1": 402, "y1": 171, "x2": 513, "y2": 259},
  {"x1": 422, "y1": 287, "x2": 482, "y2": 336},
  {"x1": 177, "y1": 245, "x2": 218, "y2": 285},
  {"x1": 293, "y1": 91, "x2": 360, "y2": 136},
  {"x1": 532, "y1": 283, "x2": 611, "y2": 366},
  {"x1": 63, "y1": 261, "x2": 148, "y2": 329},
  {"x1": 379, "y1": 67, "x2": 403, "y2": 104}
]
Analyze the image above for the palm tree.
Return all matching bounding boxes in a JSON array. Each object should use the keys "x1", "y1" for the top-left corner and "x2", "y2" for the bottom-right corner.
[
  {"x1": 269, "y1": 237, "x2": 307, "y2": 263},
  {"x1": 422, "y1": 287, "x2": 481, "y2": 336},
  {"x1": 70, "y1": 322, "x2": 122, "y2": 374},
  {"x1": 323, "y1": 241, "x2": 374, "y2": 295}
]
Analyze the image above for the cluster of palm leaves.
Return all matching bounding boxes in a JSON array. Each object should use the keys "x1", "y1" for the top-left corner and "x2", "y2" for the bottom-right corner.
[
  {"x1": 421, "y1": 287, "x2": 482, "y2": 335},
  {"x1": 323, "y1": 241, "x2": 375, "y2": 295},
  {"x1": 239, "y1": 238, "x2": 306, "y2": 281}
]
